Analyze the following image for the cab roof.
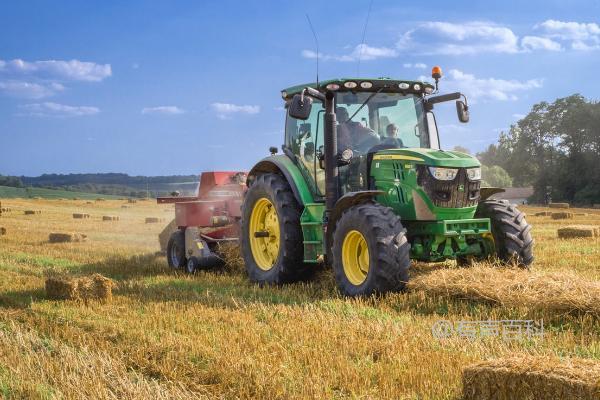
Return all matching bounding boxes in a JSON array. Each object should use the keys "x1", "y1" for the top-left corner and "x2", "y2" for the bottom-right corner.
[{"x1": 281, "y1": 77, "x2": 434, "y2": 100}]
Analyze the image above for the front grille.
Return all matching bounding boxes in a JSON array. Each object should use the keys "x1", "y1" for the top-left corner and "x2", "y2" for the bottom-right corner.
[{"x1": 417, "y1": 166, "x2": 481, "y2": 208}]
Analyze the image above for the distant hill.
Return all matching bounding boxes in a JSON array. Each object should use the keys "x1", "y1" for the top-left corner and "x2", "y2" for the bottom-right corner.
[
  {"x1": 17, "y1": 173, "x2": 200, "y2": 198},
  {"x1": 0, "y1": 185, "x2": 122, "y2": 200}
]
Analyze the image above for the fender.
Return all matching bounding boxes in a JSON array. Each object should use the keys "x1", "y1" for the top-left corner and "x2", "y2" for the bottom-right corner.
[
  {"x1": 480, "y1": 187, "x2": 506, "y2": 201},
  {"x1": 247, "y1": 155, "x2": 315, "y2": 206}
]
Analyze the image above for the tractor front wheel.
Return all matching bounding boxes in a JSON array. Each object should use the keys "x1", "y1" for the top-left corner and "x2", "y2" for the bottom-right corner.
[
  {"x1": 241, "y1": 173, "x2": 311, "y2": 284},
  {"x1": 475, "y1": 199, "x2": 534, "y2": 267},
  {"x1": 332, "y1": 203, "x2": 410, "y2": 296}
]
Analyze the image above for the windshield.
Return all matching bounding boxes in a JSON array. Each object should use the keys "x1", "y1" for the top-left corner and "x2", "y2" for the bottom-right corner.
[{"x1": 335, "y1": 92, "x2": 430, "y2": 153}]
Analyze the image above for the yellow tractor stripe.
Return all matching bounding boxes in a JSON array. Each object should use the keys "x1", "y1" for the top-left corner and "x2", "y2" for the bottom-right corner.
[{"x1": 372, "y1": 154, "x2": 424, "y2": 162}]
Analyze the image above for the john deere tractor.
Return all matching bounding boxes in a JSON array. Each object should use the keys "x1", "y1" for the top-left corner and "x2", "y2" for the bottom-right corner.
[{"x1": 241, "y1": 68, "x2": 533, "y2": 296}]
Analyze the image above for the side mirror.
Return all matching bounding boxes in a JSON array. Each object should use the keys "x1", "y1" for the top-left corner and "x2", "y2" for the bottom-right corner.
[
  {"x1": 289, "y1": 94, "x2": 312, "y2": 120},
  {"x1": 456, "y1": 100, "x2": 469, "y2": 123}
]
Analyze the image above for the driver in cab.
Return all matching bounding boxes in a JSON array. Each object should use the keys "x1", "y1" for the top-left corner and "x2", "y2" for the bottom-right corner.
[{"x1": 336, "y1": 107, "x2": 379, "y2": 152}]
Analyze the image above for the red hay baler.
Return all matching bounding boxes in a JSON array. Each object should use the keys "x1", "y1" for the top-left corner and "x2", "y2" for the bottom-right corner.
[{"x1": 157, "y1": 171, "x2": 247, "y2": 273}]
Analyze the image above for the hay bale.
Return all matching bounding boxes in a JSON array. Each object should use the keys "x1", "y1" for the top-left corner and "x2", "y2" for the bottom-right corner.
[
  {"x1": 48, "y1": 232, "x2": 87, "y2": 243},
  {"x1": 46, "y1": 273, "x2": 113, "y2": 302},
  {"x1": 24, "y1": 210, "x2": 41, "y2": 215},
  {"x1": 574, "y1": 213, "x2": 587, "y2": 216},
  {"x1": 96, "y1": 198, "x2": 105, "y2": 202},
  {"x1": 0, "y1": 227, "x2": 6, "y2": 236},
  {"x1": 463, "y1": 356, "x2": 600, "y2": 400},
  {"x1": 86, "y1": 201, "x2": 93, "y2": 204},
  {"x1": 552, "y1": 212, "x2": 573, "y2": 220},
  {"x1": 121, "y1": 205, "x2": 130, "y2": 209},
  {"x1": 145, "y1": 217, "x2": 164, "y2": 224},
  {"x1": 549, "y1": 202, "x2": 570, "y2": 209},
  {"x1": 534, "y1": 211, "x2": 552, "y2": 216},
  {"x1": 128, "y1": 199, "x2": 137, "y2": 204},
  {"x1": 72, "y1": 213, "x2": 90, "y2": 219},
  {"x1": 558, "y1": 225, "x2": 599, "y2": 239},
  {"x1": 1, "y1": 207, "x2": 12, "y2": 212},
  {"x1": 102, "y1": 215, "x2": 119, "y2": 221}
]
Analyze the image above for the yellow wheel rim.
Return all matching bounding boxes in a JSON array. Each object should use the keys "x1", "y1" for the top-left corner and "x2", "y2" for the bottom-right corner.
[
  {"x1": 249, "y1": 198, "x2": 280, "y2": 270},
  {"x1": 341, "y1": 230, "x2": 370, "y2": 285}
]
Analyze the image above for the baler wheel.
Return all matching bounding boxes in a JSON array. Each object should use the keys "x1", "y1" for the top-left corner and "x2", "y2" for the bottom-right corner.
[
  {"x1": 332, "y1": 202, "x2": 410, "y2": 296},
  {"x1": 475, "y1": 199, "x2": 534, "y2": 267},
  {"x1": 241, "y1": 173, "x2": 311, "y2": 284},
  {"x1": 167, "y1": 229, "x2": 186, "y2": 269}
]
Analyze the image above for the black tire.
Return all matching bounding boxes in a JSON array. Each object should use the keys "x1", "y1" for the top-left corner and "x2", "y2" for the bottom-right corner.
[
  {"x1": 167, "y1": 229, "x2": 186, "y2": 269},
  {"x1": 241, "y1": 173, "x2": 311, "y2": 284},
  {"x1": 475, "y1": 199, "x2": 534, "y2": 267},
  {"x1": 185, "y1": 256, "x2": 198, "y2": 274},
  {"x1": 332, "y1": 202, "x2": 410, "y2": 296}
]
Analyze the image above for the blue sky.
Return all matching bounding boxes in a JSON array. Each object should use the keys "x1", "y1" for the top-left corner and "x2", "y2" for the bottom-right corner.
[{"x1": 1, "y1": 0, "x2": 599, "y2": 176}]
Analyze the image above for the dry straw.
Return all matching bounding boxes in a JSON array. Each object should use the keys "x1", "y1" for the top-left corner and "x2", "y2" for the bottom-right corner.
[
  {"x1": 48, "y1": 233, "x2": 88, "y2": 243},
  {"x1": 121, "y1": 205, "x2": 130, "y2": 209},
  {"x1": 558, "y1": 225, "x2": 599, "y2": 239},
  {"x1": 73, "y1": 213, "x2": 91, "y2": 219},
  {"x1": 145, "y1": 217, "x2": 163, "y2": 224},
  {"x1": 552, "y1": 212, "x2": 573, "y2": 219},
  {"x1": 102, "y1": 215, "x2": 120, "y2": 221},
  {"x1": 0, "y1": 227, "x2": 6, "y2": 236},
  {"x1": 24, "y1": 210, "x2": 41, "y2": 215},
  {"x1": 463, "y1": 356, "x2": 600, "y2": 400},
  {"x1": 45, "y1": 274, "x2": 114, "y2": 302},
  {"x1": 408, "y1": 265, "x2": 600, "y2": 315},
  {"x1": 549, "y1": 202, "x2": 570, "y2": 209},
  {"x1": 534, "y1": 211, "x2": 552, "y2": 216}
]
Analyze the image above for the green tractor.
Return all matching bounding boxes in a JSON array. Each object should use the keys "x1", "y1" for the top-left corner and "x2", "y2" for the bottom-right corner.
[{"x1": 241, "y1": 69, "x2": 533, "y2": 296}]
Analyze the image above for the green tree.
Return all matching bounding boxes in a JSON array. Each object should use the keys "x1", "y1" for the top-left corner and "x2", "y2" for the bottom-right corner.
[{"x1": 481, "y1": 165, "x2": 513, "y2": 188}]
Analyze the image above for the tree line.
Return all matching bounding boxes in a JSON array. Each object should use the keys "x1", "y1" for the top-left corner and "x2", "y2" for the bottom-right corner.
[{"x1": 477, "y1": 94, "x2": 599, "y2": 205}]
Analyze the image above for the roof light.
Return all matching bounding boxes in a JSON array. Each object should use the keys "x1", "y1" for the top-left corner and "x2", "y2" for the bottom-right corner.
[
  {"x1": 413, "y1": 84, "x2": 421, "y2": 91},
  {"x1": 344, "y1": 81, "x2": 357, "y2": 89},
  {"x1": 398, "y1": 82, "x2": 409, "y2": 90},
  {"x1": 360, "y1": 81, "x2": 373, "y2": 89},
  {"x1": 326, "y1": 83, "x2": 340, "y2": 91},
  {"x1": 432, "y1": 66, "x2": 443, "y2": 80},
  {"x1": 424, "y1": 86, "x2": 434, "y2": 94}
]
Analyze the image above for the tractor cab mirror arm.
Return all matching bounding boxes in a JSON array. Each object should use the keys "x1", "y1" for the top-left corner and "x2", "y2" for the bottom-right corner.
[
  {"x1": 288, "y1": 87, "x2": 326, "y2": 120},
  {"x1": 424, "y1": 92, "x2": 462, "y2": 111}
]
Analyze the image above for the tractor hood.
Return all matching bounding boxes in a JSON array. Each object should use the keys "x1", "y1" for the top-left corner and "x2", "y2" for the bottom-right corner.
[{"x1": 372, "y1": 148, "x2": 480, "y2": 168}]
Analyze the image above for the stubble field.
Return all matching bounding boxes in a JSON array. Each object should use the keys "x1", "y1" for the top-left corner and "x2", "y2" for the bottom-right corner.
[{"x1": 0, "y1": 198, "x2": 598, "y2": 399}]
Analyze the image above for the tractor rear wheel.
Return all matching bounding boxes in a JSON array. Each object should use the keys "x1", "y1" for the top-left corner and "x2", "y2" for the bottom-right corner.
[
  {"x1": 332, "y1": 203, "x2": 410, "y2": 296},
  {"x1": 241, "y1": 173, "x2": 311, "y2": 284},
  {"x1": 167, "y1": 229, "x2": 186, "y2": 269},
  {"x1": 475, "y1": 199, "x2": 534, "y2": 267}
]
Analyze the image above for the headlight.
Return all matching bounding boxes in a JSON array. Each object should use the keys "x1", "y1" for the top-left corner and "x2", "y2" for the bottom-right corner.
[
  {"x1": 466, "y1": 167, "x2": 482, "y2": 181},
  {"x1": 428, "y1": 167, "x2": 458, "y2": 181}
]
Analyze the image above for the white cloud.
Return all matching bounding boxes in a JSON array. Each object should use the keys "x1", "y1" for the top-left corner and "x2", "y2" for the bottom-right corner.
[
  {"x1": 20, "y1": 102, "x2": 100, "y2": 117},
  {"x1": 397, "y1": 21, "x2": 520, "y2": 55},
  {"x1": 534, "y1": 20, "x2": 600, "y2": 50},
  {"x1": 141, "y1": 106, "x2": 185, "y2": 115},
  {"x1": 445, "y1": 69, "x2": 542, "y2": 102},
  {"x1": 403, "y1": 62, "x2": 427, "y2": 69},
  {"x1": 302, "y1": 43, "x2": 398, "y2": 62},
  {"x1": 0, "y1": 80, "x2": 64, "y2": 99},
  {"x1": 521, "y1": 36, "x2": 562, "y2": 51},
  {"x1": 211, "y1": 102, "x2": 260, "y2": 119},
  {"x1": 0, "y1": 59, "x2": 111, "y2": 81}
]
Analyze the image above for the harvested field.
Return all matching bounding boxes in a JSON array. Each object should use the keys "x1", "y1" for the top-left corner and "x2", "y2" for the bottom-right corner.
[
  {"x1": 0, "y1": 199, "x2": 598, "y2": 399},
  {"x1": 463, "y1": 356, "x2": 600, "y2": 400},
  {"x1": 0, "y1": 227, "x2": 5, "y2": 235},
  {"x1": 552, "y1": 212, "x2": 573, "y2": 219},
  {"x1": 549, "y1": 202, "x2": 570, "y2": 208},
  {"x1": 127, "y1": 199, "x2": 137, "y2": 203},
  {"x1": 72, "y1": 213, "x2": 90, "y2": 219},
  {"x1": 534, "y1": 211, "x2": 552, "y2": 216},
  {"x1": 102, "y1": 215, "x2": 120, "y2": 221},
  {"x1": 558, "y1": 225, "x2": 599, "y2": 238},
  {"x1": 145, "y1": 217, "x2": 163, "y2": 223},
  {"x1": 48, "y1": 232, "x2": 88, "y2": 243}
]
